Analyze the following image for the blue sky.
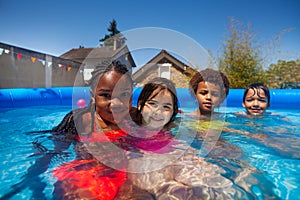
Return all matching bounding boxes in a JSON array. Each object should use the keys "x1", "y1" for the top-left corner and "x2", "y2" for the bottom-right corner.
[{"x1": 1, "y1": 0, "x2": 299, "y2": 68}]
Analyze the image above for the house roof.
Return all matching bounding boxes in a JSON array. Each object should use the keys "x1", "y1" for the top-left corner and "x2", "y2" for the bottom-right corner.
[
  {"x1": 60, "y1": 46, "x2": 118, "y2": 62},
  {"x1": 60, "y1": 45, "x2": 136, "y2": 67},
  {"x1": 133, "y1": 49, "x2": 195, "y2": 80}
]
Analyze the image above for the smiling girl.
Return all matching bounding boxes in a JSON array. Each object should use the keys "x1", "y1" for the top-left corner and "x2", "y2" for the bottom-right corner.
[{"x1": 133, "y1": 77, "x2": 179, "y2": 131}]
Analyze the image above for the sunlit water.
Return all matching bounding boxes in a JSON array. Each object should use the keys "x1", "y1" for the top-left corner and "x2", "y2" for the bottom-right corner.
[{"x1": 0, "y1": 106, "x2": 299, "y2": 199}]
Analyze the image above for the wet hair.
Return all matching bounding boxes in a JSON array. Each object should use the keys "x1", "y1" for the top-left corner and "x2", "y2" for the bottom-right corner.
[
  {"x1": 243, "y1": 83, "x2": 270, "y2": 107},
  {"x1": 136, "y1": 77, "x2": 178, "y2": 127},
  {"x1": 88, "y1": 60, "x2": 132, "y2": 95},
  {"x1": 189, "y1": 68, "x2": 230, "y2": 104}
]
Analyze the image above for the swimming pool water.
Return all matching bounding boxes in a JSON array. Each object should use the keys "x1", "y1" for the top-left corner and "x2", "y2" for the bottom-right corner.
[{"x1": 0, "y1": 106, "x2": 299, "y2": 199}]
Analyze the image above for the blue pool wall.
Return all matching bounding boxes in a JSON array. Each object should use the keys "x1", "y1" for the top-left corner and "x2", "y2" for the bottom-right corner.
[{"x1": 0, "y1": 87, "x2": 300, "y2": 109}]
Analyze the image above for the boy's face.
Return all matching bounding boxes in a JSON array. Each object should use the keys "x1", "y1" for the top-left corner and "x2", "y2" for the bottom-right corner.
[
  {"x1": 242, "y1": 88, "x2": 269, "y2": 115},
  {"x1": 141, "y1": 89, "x2": 174, "y2": 129},
  {"x1": 95, "y1": 71, "x2": 132, "y2": 125},
  {"x1": 196, "y1": 81, "x2": 221, "y2": 115}
]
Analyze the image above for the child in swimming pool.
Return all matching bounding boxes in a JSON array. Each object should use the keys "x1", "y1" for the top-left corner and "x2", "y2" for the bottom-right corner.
[
  {"x1": 117, "y1": 77, "x2": 180, "y2": 154},
  {"x1": 236, "y1": 83, "x2": 271, "y2": 116},
  {"x1": 52, "y1": 60, "x2": 133, "y2": 137},
  {"x1": 52, "y1": 60, "x2": 135, "y2": 199},
  {"x1": 133, "y1": 77, "x2": 179, "y2": 131},
  {"x1": 186, "y1": 68, "x2": 234, "y2": 162},
  {"x1": 78, "y1": 60, "x2": 133, "y2": 134},
  {"x1": 4, "y1": 60, "x2": 134, "y2": 200},
  {"x1": 188, "y1": 68, "x2": 230, "y2": 118}
]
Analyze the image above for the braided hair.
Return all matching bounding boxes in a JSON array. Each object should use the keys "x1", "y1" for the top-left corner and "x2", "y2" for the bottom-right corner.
[
  {"x1": 86, "y1": 60, "x2": 132, "y2": 134},
  {"x1": 52, "y1": 60, "x2": 132, "y2": 136}
]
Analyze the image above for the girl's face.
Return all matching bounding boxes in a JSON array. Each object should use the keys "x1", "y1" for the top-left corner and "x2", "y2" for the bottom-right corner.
[
  {"x1": 141, "y1": 89, "x2": 174, "y2": 130},
  {"x1": 195, "y1": 81, "x2": 221, "y2": 115},
  {"x1": 243, "y1": 88, "x2": 269, "y2": 115},
  {"x1": 95, "y1": 70, "x2": 132, "y2": 125}
]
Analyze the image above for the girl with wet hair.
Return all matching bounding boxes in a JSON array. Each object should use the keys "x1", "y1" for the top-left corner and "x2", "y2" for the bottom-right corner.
[{"x1": 133, "y1": 77, "x2": 179, "y2": 130}]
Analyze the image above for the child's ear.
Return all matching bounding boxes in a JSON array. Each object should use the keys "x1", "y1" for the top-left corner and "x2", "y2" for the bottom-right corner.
[{"x1": 242, "y1": 102, "x2": 245, "y2": 108}]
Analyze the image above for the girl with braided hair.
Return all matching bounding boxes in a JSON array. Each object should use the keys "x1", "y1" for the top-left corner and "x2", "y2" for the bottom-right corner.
[
  {"x1": 52, "y1": 60, "x2": 135, "y2": 199},
  {"x1": 52, "y1": 60, "x2": 133, "y2": 138}
]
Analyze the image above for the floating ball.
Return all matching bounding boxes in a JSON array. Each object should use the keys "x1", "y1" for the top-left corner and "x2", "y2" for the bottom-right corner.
[{"x1": 77, "y1": 99, "x2": 86, "y2": 108}]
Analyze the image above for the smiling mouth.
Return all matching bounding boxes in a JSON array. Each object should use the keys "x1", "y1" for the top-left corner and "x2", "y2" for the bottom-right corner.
[
  {"x1": 250, "y1": 108, "x2": 262, "y2": 112},
  {"x1": 204, "y1": 103, "x2": 212, "y2": 108},
  {"x1": 150, "y1": 117, "x2": 163, "y2": 122}
]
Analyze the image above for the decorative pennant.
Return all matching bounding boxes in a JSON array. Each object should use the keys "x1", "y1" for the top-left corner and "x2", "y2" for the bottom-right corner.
[
  {"x1": 61, "y1": 65, "x2": 65, "y2": 69},
  {"x1": 67, "y1": 66, "x2": 71, "y2": 71},
  {"x1": 4, "y1": 49, "x2": 10, "y2": 54},
  {"x1": 47, "y1": 61, "x2": 52, "y2": 67},
  {"x1": 58, "y1": 64, "x2": 62, "y2": 68},
  {"x1": 0, "y1": 48, "x2": 3, "y2": 55},
  {"x1": 39, "y1": 59, "x2": 45, "y2": 66},
  {"x1": 31, "y1": 57, "x2": 36, "y2": 63},
  {"x1": 17, "y1": 53, "x2": 22, "y2": 60}
]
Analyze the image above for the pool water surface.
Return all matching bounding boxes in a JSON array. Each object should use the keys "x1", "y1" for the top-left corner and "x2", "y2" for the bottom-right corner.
[{"x1": 0, "y1": 106, "x2": 299, "y2": 199}]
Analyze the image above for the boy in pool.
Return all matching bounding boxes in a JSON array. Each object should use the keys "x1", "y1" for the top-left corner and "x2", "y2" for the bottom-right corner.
[
  {"x1": 236, "y1": 83, "x2": 271, "y2": 116},
  {"x1": 188, "y1": 68, "x2": 230, "y2": 118}
]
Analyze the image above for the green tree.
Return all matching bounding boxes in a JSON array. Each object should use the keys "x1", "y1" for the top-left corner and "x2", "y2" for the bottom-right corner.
[
  {"x1": 99, "y1": 19, "x2": 125, "y2": 47},
  {"x1": 218, "y1": 17, "x2": 264, "y2": 88},
  {"x1": 207, "y1": 49, "x2": 217, "y2": 69},
  {"x1": 265, "y1": 60, "x2": 300, "y2": 88}
]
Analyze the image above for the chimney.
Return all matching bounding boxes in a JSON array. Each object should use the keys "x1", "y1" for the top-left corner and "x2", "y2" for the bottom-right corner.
[{"x1": 113, "y1": 37, "x2": 120, "y2": 50}]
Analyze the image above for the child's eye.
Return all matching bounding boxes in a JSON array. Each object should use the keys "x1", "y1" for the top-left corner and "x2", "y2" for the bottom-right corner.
[
  {"x1": 163, "y1": 105, "x2": 172, "y2": 111},
  {"x1": 259, "y1": 99, "x2": 267, "y2": 102},
  {"x1": 99, "y1": 93, "x2": 111, "y2": 98},
  {"x1": 147, "y1": 101, "x2": 158, "y2": 108}
]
